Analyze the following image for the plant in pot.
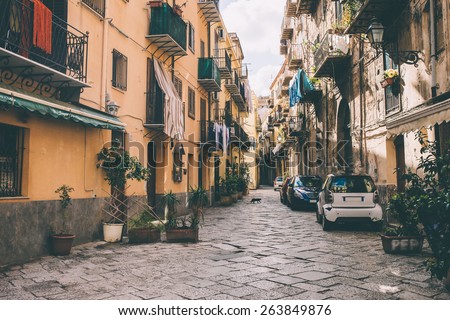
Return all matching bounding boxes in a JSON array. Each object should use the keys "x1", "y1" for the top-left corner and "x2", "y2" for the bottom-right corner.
[
  {"x1": 49, "y1": 185, "x2": 75, "y2": 256},
  {"x1": 128, "y1": 209, "x2": 163, "y2": 244},
  {"x1": 97, "y1": 141, "x2": 150, "y2": 243},
  {"x1": 227, "y1": 174, "x2": 239, "y2": 203},
  {"x1": 219, "y1": 177, "x2": 232, "y2": 206},
  {"x1": 381, "y1": 185, "x2": 424, "y2": 254},
  {"x1": 236, "y1": 176, "x2": 247, "y2": 199},
  {"x1": 162, "y1": 190, "x2": 198, "y2": 243},
  {"x1": 188, "y1": 185, "x2": 208, "y2": 219},
  {"x1": 411, "y1": 134, "x2": 450, "y2": 289}
]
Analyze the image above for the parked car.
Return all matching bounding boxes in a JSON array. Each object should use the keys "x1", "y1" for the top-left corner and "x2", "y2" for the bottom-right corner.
[
  {"x1": 279, "y1": 176, "x2": 292, "y2": 204},
  {"x1": 273, "y1": 176, "x2": 283, "y2": 191},
  {"x1": 316, "y1": 174, "x2": 383, "y2": 231},
  {"x1": 286, "y1": 175, "x2": 323, "y2": 210}
]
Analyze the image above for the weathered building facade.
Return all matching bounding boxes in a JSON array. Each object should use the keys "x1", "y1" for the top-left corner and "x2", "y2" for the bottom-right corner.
[{"x1": 272, "y1": 0, "x2": 450, "y2": 205}]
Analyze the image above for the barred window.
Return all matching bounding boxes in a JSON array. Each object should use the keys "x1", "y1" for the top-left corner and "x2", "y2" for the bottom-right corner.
[
  {"x1": 112, "y1": 49, "x2": 127, "y2": 91},
  {"x1": 0, "y1": 124, "x2": 24, "y2": 197},
  {"x1": 81, "y1": 0, "x2": 105, "y2": 17}
]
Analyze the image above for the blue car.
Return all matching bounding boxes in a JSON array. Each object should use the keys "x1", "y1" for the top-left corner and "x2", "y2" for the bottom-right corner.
[{"x1": 287, "y1": 175, "x2": 323, "y2": 211}]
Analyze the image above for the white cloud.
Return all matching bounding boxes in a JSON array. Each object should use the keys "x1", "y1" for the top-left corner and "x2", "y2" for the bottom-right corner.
[
  {"x1": 249, "y1": 64, "x2": 282, "y2": 97},
  {"x1": 221, "y1": 0, "x2": 285, "y2": 96}
]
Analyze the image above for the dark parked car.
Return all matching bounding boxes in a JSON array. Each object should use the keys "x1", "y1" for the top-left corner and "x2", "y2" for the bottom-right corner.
[
  {"x1": 287, "y1": 175, "x2": 323, "y2": 210},
  {"x1": 279, "y1": 176, "x2": 292, "y2": 205}
]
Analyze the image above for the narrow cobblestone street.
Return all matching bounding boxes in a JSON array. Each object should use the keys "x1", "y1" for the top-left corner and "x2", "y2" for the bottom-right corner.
[{"x1": 1, "y1": 187, "x2": 449, "y2": 300}]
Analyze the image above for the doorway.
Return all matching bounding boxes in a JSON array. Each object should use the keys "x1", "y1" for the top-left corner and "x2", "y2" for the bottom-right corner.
[
  {"x1": 394, "y1": 135, "x2": 406, "y2": 192},
  {"x1": 147, "y1": 142, "x2": 157, "y2": 207},
  {"x1": 337, "y1": 99, "x2": 352, "y2": 172}
]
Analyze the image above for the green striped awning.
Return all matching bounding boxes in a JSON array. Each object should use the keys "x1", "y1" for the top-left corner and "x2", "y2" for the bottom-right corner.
[{"x1": 0, "y1": 86, "x2": 125, "y2": 131}]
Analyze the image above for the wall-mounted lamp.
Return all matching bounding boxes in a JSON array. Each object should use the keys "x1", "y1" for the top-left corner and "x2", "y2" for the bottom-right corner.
[
  {"x1": 367, "y1": 17, "x2": 420, "y2": 66},
  {"x1": 106, "y1": 100, "x2": 120, "y2": 116}
]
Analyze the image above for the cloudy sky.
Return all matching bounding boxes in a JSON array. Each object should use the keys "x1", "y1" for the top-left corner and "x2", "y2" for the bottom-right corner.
[{"x1": 219, "y1": 0, "x2": 285, "y2": 97}]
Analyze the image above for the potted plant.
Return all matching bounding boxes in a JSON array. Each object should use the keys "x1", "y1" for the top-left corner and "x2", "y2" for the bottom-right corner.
[
  {"x1": 237, "y1": 176, "x2": 246, "y2": 199},
  {"x1": 227, "y1": 174, "x2": 238, "y2": 203},
  {"x1": 380, "y1": 68, "x2": 399, "y2": 88},
  {"x1": 161, "y1": 190, "x2": 198, "y2": 243},
  {"x1": 97, "y1": 141, "x2": 150, "y2": 243},
  {"x1": 188, "y1": 185, "x2": 208, "y2": 218},
  {"x1": 219, "y1": 177, "x2": 233, "y2": 206},
  {"x1": 49, "y1": 185, "x2": 75, "y2": 256},
  {"x1": 380, "y1": 188, "x2": 424, "y2": 254},
  {"x1": 128, "y1": 209, "x2": 163, "y2": 244}
]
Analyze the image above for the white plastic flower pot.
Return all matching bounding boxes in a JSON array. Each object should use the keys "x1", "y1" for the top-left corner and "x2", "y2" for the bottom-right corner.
[{"x1": 103, "y1": 223, "x2": 124, "y2": 243}]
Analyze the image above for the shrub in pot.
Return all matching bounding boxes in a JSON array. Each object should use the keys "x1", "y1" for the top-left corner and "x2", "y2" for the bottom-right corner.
[
  {"x1": 49, "y1": 185, "x2": 75, "y2": 256},
  {"x1": 97, "y1": 141, "x2": 150, "y2": 242},
  {"x1": 219, "y1": 178, "x2": 232, "y2": 206},
  {"x1": 128, "y1": 209, "x2": 163, "y2": 244}
]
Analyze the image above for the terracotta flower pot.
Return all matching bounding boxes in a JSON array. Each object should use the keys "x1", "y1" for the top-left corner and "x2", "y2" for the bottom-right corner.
[
  {"x1": 220, "y1": 195, "x2": 232, "y2": 206},
  {"x1": 128, "y1": 228, "x2": 161, "y2": 244},
  {"x1": 165, "y1": 228, "x2": 198, "y2": 243},
  {"x1": 49, "y1": 234, "x2": 75, "y2": 256}
]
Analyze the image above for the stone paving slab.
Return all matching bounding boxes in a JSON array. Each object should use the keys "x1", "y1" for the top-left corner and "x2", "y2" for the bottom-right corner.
[{"x1": 1, "y1": 187, "x2": 449, "y2": 300}]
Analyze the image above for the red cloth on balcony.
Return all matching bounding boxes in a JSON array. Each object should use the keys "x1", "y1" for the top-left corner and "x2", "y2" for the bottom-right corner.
[{"x1": 33, "y1": 0, "x2": 52, "y2": 54}]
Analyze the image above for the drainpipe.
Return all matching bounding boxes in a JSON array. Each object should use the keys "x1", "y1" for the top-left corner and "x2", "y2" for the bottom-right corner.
[
  {"x1": 359, "y1": 36, "x2": 364, "y2": 171},
  {"x1": 430, "y1": 0, "x2": 441, "y2": 155},
  {"x1": 100, "y1": 2, "x2": 110, "y2": 113}
]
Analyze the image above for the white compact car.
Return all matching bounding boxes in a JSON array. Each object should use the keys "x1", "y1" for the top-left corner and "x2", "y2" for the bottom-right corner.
[
  {"x1": 316, "y1": 174, "x2": 383, "y2": 231},
  {"x1": 273, "y1": 176, "x2": 283, "y2": 191}
]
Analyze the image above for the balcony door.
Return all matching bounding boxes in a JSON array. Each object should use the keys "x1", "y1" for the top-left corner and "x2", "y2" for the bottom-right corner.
[{"x1": 146, "y1": 58, "x2": 165, "y2": 125}]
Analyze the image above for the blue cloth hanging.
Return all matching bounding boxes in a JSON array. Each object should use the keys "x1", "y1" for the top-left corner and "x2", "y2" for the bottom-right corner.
[{"x1": 289, "y1": 68, "x2": 315, "y2": 107}]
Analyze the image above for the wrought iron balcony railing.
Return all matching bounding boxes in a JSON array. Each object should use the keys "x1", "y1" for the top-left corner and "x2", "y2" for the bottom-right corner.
[
  {"x1": 281, "y1": 16, "x2": 294, "y2": 40},
  {"x1": 198, "y1": 58, "x2": 221, "y2": 92},
  {"x1": 224, "y1": 70, "x2": 240, "y2": 95},
  {"x1": 285, "y1": 0, "x2": 298, "y2": 17},
  {"x1": 280, "y1": 39, "x2": 288, "y2": 55},
  {"x1": 314, "y1": 32, "x2": 351, "y2": 78},
  {"x1": 231, "y1": 121, "x2": 249, "y2": 146},
  {"x1": 0, "y1": 0, "x2": 89, "y2": 82},
  {"x1": 344, "y1": 0, "x2": 408, "y2": 35},
  {"x1": 82, "y1": 0, "x2": 105, "y2": 17},
  {"x1": 214, "y1": 48, "x2": 232, "y2": 79},
  {"x1": 297, "y1": 0, "x2": 317, "y2": 15},
  {"x1": 147, "y1": 3, "x2": 187, "y2": 58},
  {"x1": 288, "y1": 44, "x2": 303, "y2": 70}
]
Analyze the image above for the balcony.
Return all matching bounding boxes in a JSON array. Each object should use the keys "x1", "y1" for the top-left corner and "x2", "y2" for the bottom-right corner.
[
  {"x1": 200, "y1": 121, "x2": 221, "y2": 149},
  {"x1": 280, "y1": 40, "x2": 288, "y2": 55},
  {"x1": 232, "y1": 83, "x2": 247, "y2": 112},
  {"x1": 146, "y1": 3, "x2": 187, "y2": 59},
  {"x1": 288, "y1": 44, "x2": 303, "y2": 70},
  {"x1": 281, "y1": 17, "x2": 294, "y2": 41},
  {"x1": 230, "y1": 121, "x2": 250, "y2": 148},
  {"x1": 214, "y1": 48, "x2": 232, "y2": 79},
  {"x1": 282, "y1": 68, "x2": 295, "y2": 86},
  {"x1": 0, "y1": 0, "x2": 89, "y2": 95},
  {"x1": 198, "y1": 0, "x2": 221, "y2": 23},
  {"x1": 225, "y1": 70, "x2": 240, "y2": 95},
  {"x1": 345, "y1": 0, "x2": 409, "y2": 35},
  {"x1": 198, "y1": 58, "x2": 221, "y2": 92},
  {"x1": 297, "y1": 0, "x2": 317, "y2": 14},
  {"x1": 285, "y1": 0, "x2": 298, "y2": 17},
  {"x1": 314, "y1": 32, "x2": 351, "y2": 78},
  {"x1": 241, "y1": 65, "x2": 248, "y2": 80}
]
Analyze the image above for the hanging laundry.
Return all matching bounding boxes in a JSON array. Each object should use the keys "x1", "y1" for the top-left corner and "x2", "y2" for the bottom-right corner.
[
  {"x1": 33, "y1": 0, "x2": 52, "y2": 54},
  {"x1": 214, "y1": 122, "x2": 222, "y2": 150},
  {"x1": 289, "y1": 68, "x2": 314, "y2": 107}
]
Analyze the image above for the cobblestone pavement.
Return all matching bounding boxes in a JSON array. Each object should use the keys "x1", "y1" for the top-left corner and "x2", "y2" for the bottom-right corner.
[{"x1": 1, "y1": 187, "x2": 449, "y2": 300}]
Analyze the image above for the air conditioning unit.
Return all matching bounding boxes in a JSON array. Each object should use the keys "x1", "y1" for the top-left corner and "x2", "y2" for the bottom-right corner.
[{"x1": 217, "y1": 28, "x2": 225, "y2": 41}]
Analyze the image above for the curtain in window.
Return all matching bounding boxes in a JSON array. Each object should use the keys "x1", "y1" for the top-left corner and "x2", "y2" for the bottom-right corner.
[{"x1": 153, "y1": 59, "x2": 184, "y2": 140}]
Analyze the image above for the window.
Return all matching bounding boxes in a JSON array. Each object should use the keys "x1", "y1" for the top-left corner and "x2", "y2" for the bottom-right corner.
[
  {"x1": 146, "y1": 58, "x2": 164, "y2": 124},
  {"x1": 435, "y1": 0, "x2": 444, "y2": 54},
  {"x1": 384, "y1": 51, "x2": 400, "y2": 114},
  {"x1": 188, "y1": 23, "x2": 195, "y2": 53},
  {"x1": 112, "y1": 49, "x2": 127, "y2": 91},
  {"x1": 200, "y1": 40, "x2": 205, "y2": 58},
  {"x1": 188, "y1": 87, "x2": 195, "y2": 119},
  {"x1": 81, "y1": 0, "x2": 105, "y2": 17},
  {"x1": 330, "y1": 176, "x2": 376, "y2": 193},
  {"x1": 173, "y1": 76, "x2": 183, "y2": 99},
  {"x1": 0, "y1": 124, "x2": 24, "y2": 197}
]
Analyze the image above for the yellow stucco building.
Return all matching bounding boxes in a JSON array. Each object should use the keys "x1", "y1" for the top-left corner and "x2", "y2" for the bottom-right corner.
[{"x1": 0, "y1": 0, "x2": 253, "y2": 267}]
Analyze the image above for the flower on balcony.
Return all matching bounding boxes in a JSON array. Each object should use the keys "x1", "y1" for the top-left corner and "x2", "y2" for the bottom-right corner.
[{"x1": 384, "y1": 68, "x2": 399, "y2": 79}]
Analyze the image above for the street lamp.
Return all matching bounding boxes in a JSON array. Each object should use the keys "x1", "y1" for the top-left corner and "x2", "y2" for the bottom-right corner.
[
  {"x1": 366, "y1": 17, "x2": 420, "y2": 66},
  {"x1": 366, "y1": 18, "x2": 384, "y2": 53}
]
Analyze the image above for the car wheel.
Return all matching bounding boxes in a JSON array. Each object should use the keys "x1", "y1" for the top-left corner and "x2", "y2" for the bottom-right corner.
[
  {"x1": 371, "y1": 221, "x2": 383, "y2": 232},
  {"x1": 322, "y1": 214, "x2": 332, "y2": 231}
]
